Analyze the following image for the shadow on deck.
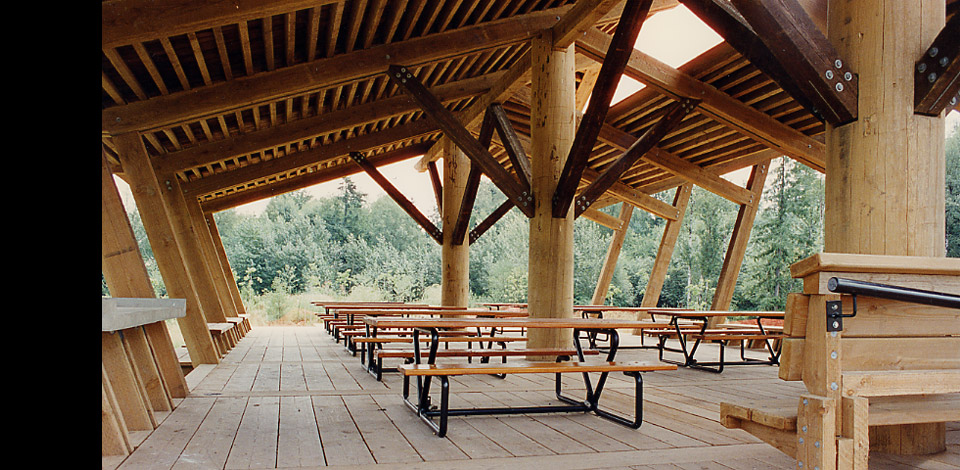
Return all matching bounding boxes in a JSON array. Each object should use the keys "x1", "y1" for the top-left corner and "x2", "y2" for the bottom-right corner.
[{"x1": 105, "y1": 325, "x2": 959, "y2": 470}]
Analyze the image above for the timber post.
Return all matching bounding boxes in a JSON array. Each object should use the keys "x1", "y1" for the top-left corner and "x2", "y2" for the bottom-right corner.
[
  {"x1": 824, "y1": 0, "x2": 947, "y2": 455},
  {"x1": 527, "y1": 30, "x2": 577, "y2": 350},
  {"x1": 441, "y1": 140, "x2": 470, "y2": 308}
]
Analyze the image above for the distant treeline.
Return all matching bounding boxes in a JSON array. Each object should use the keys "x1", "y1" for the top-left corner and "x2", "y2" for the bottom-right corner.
[{"x1": 115, "y1": 129, "x2": 960, "y2": 310}]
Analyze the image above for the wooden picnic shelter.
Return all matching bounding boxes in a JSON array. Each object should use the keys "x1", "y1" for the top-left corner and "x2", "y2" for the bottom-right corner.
[{"x1": 102, "y1": 0, "x2": 959, "y2": 468}]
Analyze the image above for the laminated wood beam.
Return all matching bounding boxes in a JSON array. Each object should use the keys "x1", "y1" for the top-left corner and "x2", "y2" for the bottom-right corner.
[
  {"x1": 914, "y1": 13, "x2": 960, "y2": 116},
  {"x1": 591, "y1": 204, "x2": 634, "y2": 305},
  {"x1": 388, "y1": 64, "x2": 534, "y2": 217},
  {"x1": 728, "y1": 0, "x2": 858, "y2": 125},
  {"x1": 554, "y1": 0, "x2": 654, "y2": 218},
  {"x1": 679, "y1": 0, "x2": 825, "y2": 122},
  {"x1": 574, "y1": 99, "x2": 699, "y2": 217},
  {"x1": 577, "y1": 27, "x2": 826, "y2": 171},
  {"x1": 349, "y1": 151, "x2": 442, "y2": 244},
  {"x1": 642, "y1": 146, "x2": 755, "y2": 205}
]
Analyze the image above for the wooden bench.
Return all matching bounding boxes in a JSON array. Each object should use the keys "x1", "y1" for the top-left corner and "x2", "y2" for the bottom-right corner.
[
  {"x1": 399, "y1": 359, "x2": 677, "y2": 437},
  {"x1": 719, "y1": 253, "x2": 960, "y2": 469},
  {"x1": 207, "y1": 322, "x2": 237, "y2": 356},
  {"x1": 369, "y1": 347, "x2": 600, "y2": 380}
]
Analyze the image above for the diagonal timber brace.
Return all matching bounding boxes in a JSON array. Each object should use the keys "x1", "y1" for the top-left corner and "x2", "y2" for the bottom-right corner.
[
  {"x1": 574, "y1": 98, "x2": 699, "y2": 217},
  {"x1": 728, "y1": 0, "x2": 858, "y2": 126},
  {"x1": 914, "y1": 13, "x2": 960, "y2": 116},
  {"x1": 349, "y1": 151, "x2": 443, "y2": 244},
  {"x1": 387, "y1": 64, "x2": 534, "y2": 218},
  {"x1": 554, "y1": 0, "x2": 654, "y2": 218},
  {"x1": 679, "y1": 0, "x2": 825, "y2": 123}
]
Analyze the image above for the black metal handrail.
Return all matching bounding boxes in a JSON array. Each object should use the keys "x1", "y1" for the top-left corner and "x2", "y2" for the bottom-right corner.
[{"x1": 827, "y1": 277, "x2": 960, "y2": 309}]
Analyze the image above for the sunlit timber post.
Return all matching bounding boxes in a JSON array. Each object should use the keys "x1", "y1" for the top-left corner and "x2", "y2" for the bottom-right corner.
[
  {"x1": 527, "y1": 30, "x2": 577, "y2": 350},
  {"x1": 825, "y1": 0, "x2": 947, "y2": 454}
]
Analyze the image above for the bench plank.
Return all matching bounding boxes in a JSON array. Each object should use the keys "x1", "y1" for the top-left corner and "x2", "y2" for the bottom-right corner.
[{"x1": 399, "y1": 360, "x2": 676, "y2": 376}]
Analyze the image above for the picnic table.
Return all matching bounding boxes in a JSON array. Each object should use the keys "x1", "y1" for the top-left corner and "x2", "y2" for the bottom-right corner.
[
  {"x1": 648, "y1": 310, "x2": 785, "y2": 373},
  {"x1": 573, "y1": 305, "x2": 693, "y2": 349},
  {"x1": 362, "y1": 316, "x2": 675, "y2": 437}
]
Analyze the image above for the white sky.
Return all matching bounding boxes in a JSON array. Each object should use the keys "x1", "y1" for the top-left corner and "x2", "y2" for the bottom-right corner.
[{"x1": 115, "y1": 5, "x2": 960, "y2": 216}]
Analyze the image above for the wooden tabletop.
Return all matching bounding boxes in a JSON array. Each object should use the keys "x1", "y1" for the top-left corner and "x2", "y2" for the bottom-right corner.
[
  {"x1": 575, "y1": 305, "x2": 693, "y2": 312},
  {"x1": 648, "y1": 310, "x2": 785, "y2": 318},
  {"x1": 348, "y1": 308, "x2": 528, "y2": 317},
  {"x1": 363, "y1": 316, "x2": 666, "y2": 329}
]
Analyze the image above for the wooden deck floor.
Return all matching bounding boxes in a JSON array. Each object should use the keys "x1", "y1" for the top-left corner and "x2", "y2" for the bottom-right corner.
[{"x1": 107, "y1": 325, "x2": 960, "y2": 470}]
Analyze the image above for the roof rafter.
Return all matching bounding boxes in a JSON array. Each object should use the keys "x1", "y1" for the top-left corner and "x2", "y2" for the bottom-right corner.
[
  {"x1": 577, "y1": 26, "x2": 825, "y2": 172},
  {"x1": 102, "y1": 7, "x2": 569, "y2": 134},
  {"x1": 154, "y1": 71, "x2": 503, "y2": 175}
]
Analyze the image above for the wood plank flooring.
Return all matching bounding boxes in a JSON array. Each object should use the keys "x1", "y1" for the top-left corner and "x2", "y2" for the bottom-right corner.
[{"x1": 107, "y1": 325, "x2": 960, "y2": 470}]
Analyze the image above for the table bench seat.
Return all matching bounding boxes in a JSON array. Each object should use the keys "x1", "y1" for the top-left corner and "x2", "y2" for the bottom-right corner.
[
  {"x1": 399, "y1": 359, "x2": 676, "y2": 437},
  {"x1": 368, "y1": 347, "x2": 600, "y2": 380}
]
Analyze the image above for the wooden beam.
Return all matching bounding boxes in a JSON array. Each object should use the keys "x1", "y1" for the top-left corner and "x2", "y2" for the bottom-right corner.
[
  {"x1": 577, "y1": 27, "x2": 826, "y2": 172},
  {"x1": 199, "y1": 143, "x2": 430, "y2": 213},
  {"x1": 582, "y1": 207, "x2": 625, "y2": 230},
  {"x1": 388, "y1": 64, "x2": 534, "y2": 217},
  {"x1": 469, "y1": 199, "x2": 514, "y2": 245},
  {"x1": 183, "y1": 118, "x2": 438, "y2": 199},
  {"x1": 554, "y1": 0, "x2": 654, "y2": 218},
  {"x1": 103, "y1": 9, "x2": 566, "y2": 134},
  {"x1": 113, "y1": 133, "x2": 220, "y2": 365},
  {"x1": 452, "y1": 110, "x2": 496, "y2": 245},
  {"x1": 710, "y1": 159, "x2": 771, "y2": 315},
  {"x1": 154, "y1": 72, "x2": 500, "y2": 175},
  {"x1": 641, "y1": 183, "x2": 693, "y2": 309},
  {"x1": 591, "y1": 204, "x2": 635, "y2": 305},
  {"x1": 914, "y1": 13, "x2": 960, "y2": 116},
  {"x1": 573, "y1": 99, "x2": 698, "y2": 217},
  {"x1": 728, "y1": 0, "x2": 858, "y2": 125},
  {"x1": 487, "y1": 103, "x2": 532, "y2": 187},
  {"x1": 581, "y1": 168, "x2": 681, "y2": 220},
  {"x1": 679, "y1": 0, "x2": 825, "y2": 122},
  {"x1": 102, "y1": 0, "x2": 340, "y2": 49},
  {"x1": 641, "y1": 145, "x2": 756, "y2": 205},
  {"x1": 414, "y1": 0, "x2": 631, "y2": 172},
  {"x1": 427, "y1": 160, "x2": 443, "y2": 212},
  {"x1": 349, "y1": 151, "x2": 442, "y2": 244}
]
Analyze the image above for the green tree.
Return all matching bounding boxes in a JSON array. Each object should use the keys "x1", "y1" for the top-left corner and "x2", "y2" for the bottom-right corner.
[{"x1": 946, "y1": 124, "x2": 960, "y2": 257}]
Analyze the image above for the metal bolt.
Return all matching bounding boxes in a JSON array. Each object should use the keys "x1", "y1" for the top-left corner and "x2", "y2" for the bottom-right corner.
[
  {"x1": 929, "y1": 73, "x2": 938, "y2": 83},
  {"x1": 844, "y1": 72, "x2": 853, "y2": 81},
  {"x1": 951, "y1": 96, "x2": 958, "y2": 106},
  {"x1": 400, "y1": 67, "x2": 407, "y2": 72},
  {"x1": 802, "y1": 425, "x2": 808, "y2": 433},
  {"x1": 815, "y1": 441, "x2": 820, "y2": 448},
  {"x1": 831, "y1": 382, "x2": 839, "y2": 391},
  {"x1": 830, "y1": 351, "x2": 837, "y2": 359},
  {"x1": 834, "y1": 59, "x2": 843, "y2": 68},
  {"x1": 918, "y1": 62, "x2": 928, "y2": 73},
  {"x1": 929, "y1": 46, "x2": 939, "y2": 57},
  {"x1": 940, "y1": 56, "x2": 950, "y2": 67},
  {"x1": 803, "y1": 399, "x2": 808, "y2": 406},
  {"x1": 799, "y1": 437, "x2": 804, "y2": 444},
  {"x1": 825, "y1": 70, "x2": 834, "y2": 80},
  {"x1": 836, "y1": 83, "x2": 844, "y2": 92},
  {"x1": 798, "y1": 462, "x2": 804, "y2": 468}
]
